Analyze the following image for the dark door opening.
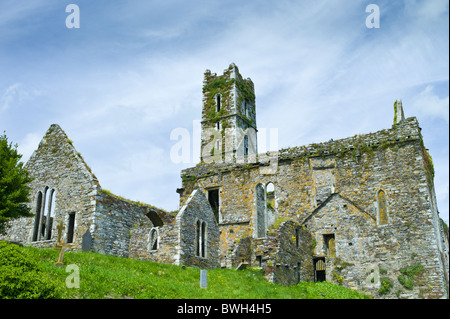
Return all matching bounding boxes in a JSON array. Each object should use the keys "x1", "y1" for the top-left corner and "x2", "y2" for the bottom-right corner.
[
  {"x1": 67, "y1": 212, "x2": 75, "y2": 243},
  {"x1": 314, "y1": 257, "x2": 326, "y2": 282},
  {"x1": 207, "y1": 189, "x2": 219, "y2": 222}
]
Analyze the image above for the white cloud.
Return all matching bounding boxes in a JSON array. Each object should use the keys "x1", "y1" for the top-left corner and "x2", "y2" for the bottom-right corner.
[
  {"x1": 17, "y1": 132, "x2": 41, "y2": 162},
  {"x1": 0, "y1": 1, "x2": 447, "y2": 215},
  {"x1": 0, "y1": 83, "x2": 22, "y2": 112},
  {"x1": 0, "y1": 83, "x2": 42, "y2": 114},
  {"x1": 410, "y1": 85, "x2": 449, "y2": 123}
]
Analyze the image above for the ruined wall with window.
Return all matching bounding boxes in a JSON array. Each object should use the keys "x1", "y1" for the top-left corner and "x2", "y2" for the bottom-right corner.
[
  {"x1": 0, "y1": 124, "x2": 175, "y2": 259},
  {"x1": 0, "y1": 124, "x2": 101, "y2": 251},
  {"x1": 175, "y1": 189, "x2": 220, "y2": 269},
  {"x1": 179, "y1": 116, "x2": 449, "y2": 298}
]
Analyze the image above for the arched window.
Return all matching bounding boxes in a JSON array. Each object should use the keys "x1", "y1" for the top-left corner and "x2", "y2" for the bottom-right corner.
[
  {"x1": 377, "y1": 190, "x2": 388, "y2": 225},
  {"x1": 201, "y1": 221, "x2": 206, "y2": 257},
  {"x1": 196, "y1": 220, "x2": 207, "y2": 257},
  {"x1": 216, "y1": 94, "x2": 221, "y2": 112},
  {"x1": 196, "y1": 220, "x2": 201, "y2": 256},
  {"x1": 32, "y1": 191, "x2": 43, "y2": 242},
  {"x1": 32, "y1": 187, "x2": 57, "y2": 242},
  {"x1": 244, "y1": 135, "x2": 249, "y2": 156},
  {"x1": 324, "y1": 234, "x2": 336, "y2": 257},
  {"x1": 149, "y1": 228, "x2": 159, "y2": 251},
  {"x1": 256, "y1": 183, "x2": 266, "y2": 238},
  {"x1": 44, "y1": 189, "x2": 56, "y2": 240},
  {"x1": 67, "y1": 212, "x2": 76, "y2": 243}
]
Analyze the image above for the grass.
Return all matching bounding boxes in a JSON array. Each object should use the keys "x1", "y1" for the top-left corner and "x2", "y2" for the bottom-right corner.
[{"x1": 1, "y1": 241, "x2": 370, "y2": 299}]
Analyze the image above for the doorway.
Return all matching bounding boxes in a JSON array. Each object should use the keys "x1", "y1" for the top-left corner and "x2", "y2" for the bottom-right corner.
[{"x1": 314, "y1": 257, "x2": 326, "y2": 282}]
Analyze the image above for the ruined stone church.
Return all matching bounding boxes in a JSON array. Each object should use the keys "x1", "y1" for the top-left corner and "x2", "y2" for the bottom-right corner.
[{"x1": 1, "y1": 64, "x2": 448, "y2": 299}]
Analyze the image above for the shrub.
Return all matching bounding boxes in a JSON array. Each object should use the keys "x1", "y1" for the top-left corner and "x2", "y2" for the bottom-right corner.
[
  {"x1": 397, "y1": 263, "x2": 424, "y2": 290},
  {"x1": 378, "y1": 277, "x2": 394, "y2": 295},
  {"x1": 0, "y1": 241, "x2": 62, "y2": 299}
]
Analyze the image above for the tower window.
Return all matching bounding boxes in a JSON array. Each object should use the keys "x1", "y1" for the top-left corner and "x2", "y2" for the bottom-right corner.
[
  {"x1": 216, "y1": 94, "x2": 221, "y2": 112},
  {"x1": 244, "y1": 135, "x2": 249, "y2": 156}
]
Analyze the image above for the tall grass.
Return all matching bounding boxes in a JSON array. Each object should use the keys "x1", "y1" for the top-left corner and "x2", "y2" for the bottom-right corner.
[{"x1": 1, "y1": 242, "x2": 370, "y2": 299}]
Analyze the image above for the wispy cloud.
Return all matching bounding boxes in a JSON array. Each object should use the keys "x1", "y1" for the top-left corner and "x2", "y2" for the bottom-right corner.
[
  {"x1": 0, "y1": 1, "x2": 448, "y2": 220},
  {"x1": 410, "y1": 85, "x2": 449, "y2": 123}
]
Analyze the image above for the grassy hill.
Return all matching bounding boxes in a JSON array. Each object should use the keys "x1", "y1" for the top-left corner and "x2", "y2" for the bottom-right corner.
[{"x1": 0, "y1": 241, "x2": 370, "y2": 299}]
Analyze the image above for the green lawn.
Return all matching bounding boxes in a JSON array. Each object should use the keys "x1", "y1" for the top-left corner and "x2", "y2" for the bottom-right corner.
[{"x1": 0, "y1": 241, "x2": 370, "y2": 299}]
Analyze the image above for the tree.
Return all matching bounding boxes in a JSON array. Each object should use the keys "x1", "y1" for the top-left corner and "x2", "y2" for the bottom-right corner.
[{"x1": 0, "y1": 133, "x2": 33, "y2": 235}]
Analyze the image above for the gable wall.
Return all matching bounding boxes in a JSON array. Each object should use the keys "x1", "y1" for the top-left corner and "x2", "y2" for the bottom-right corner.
[{"x1": 0, "y1": 124, "x2": 100, "y2": 250}]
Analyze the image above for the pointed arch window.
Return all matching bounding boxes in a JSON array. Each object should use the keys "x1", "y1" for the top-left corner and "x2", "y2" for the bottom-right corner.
[
  {"x1": 32, "y1": 191, "x2": 43, "y2": 242},
  {"x1": 244, "y1": 135, "x2": 249, "y2": 156},
  {"x1": 255, "y1": 183, "x2": 266, "y2": 238},
  {"x1": 149, "y1": 227, "x2": 159, "y2": 251},
  {"x1": 32, "y1": 187, "x2": 57, "y2": 242},
  {"x1": 196, "y1": 219, "x2": 207, "y2": 258},
  {"x1": 216, "y1": 94, "x2": 221, "y2": 112}
]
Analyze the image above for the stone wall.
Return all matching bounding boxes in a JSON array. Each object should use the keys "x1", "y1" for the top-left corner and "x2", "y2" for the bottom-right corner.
[
  {"x1": 92, "y1": 192, "x2": 166, "y2": 257},
  {"x1": 176, "y1": 189, "x2": 220, "y2": 269},
  {"x1": 179, "y1": 117, "x2": 449, "y2": 298},
  {"x1": 232, "y1": 220, "x2": 314, "y2": 286},
  {"x1": 0, "y1": 124, "x2": 99, "y2": 252},
  {"x1": 0, "y1": 124, "x2": 175, "y2": 260},
  {"x1": 129, "y1": 223, "x2": 178, "y2": 264}
]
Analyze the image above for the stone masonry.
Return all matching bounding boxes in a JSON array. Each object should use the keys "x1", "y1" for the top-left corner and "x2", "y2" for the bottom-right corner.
[{"x1": 1, "y1": 64, "x2": 448, "y2": 299}]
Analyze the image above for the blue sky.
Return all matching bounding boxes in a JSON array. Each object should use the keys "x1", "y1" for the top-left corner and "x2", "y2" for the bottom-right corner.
[{"x1": 0, "y1": 1, "x2": 448, "y2": 223}]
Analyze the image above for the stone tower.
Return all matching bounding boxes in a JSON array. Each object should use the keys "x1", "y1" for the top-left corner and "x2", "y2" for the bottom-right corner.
[{"x1": 200, "y1": 63, "x2": 257, "y2": 164}]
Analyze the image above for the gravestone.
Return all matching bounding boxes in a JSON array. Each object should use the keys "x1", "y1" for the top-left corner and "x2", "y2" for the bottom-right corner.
[
  {"x1": 200, "y1": 269, "x2": 207, "y2": 288},
  {"x1": 82, "y1": 229, "x2": 92, "y2": 252}
]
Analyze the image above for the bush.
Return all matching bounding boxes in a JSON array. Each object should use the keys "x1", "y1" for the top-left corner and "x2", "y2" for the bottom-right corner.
[
  {"x1": 397, "y1": 263, "x2": 424, "y2": 290},
  {"x1": 0, "y1": 241, "x2": 62, "y2": 299},
  {"x1": 378, "y1": 277, "x2": 394, "y2": 295}
]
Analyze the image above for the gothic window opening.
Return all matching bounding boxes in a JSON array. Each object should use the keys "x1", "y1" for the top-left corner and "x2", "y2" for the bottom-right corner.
[
  {"x1": 207, "y1": 188, "x2": 219, "y2": 223},
  {"x1": 44, "y1": 189, "x2": 56, "y2": 240},
  {"x1": 196, "y1": 220, "x2": 200, "y2": 256},
  {"x1": 40, "y1": 188, "x2": 51, "y2": 239},
  {"x1": 256, "y1": 183, "x2": 266, "y2": 238},
  {"x1": 67, "y1": 212, "x2": 76, "y2": 244},
  {"x1": 196, "y1": 220, "x2": 207, "y2": 258},
  {"x1": 266, "y1": 182, "x2": 276, "y2": 229},
  {"x1": 32, "y1": 191, "x2": 43, "y2": 242},
  {"x1": 244, "y1": 135, "x2": 249, "y2": 156},
  {"x1": 244, "y1": 100, "x2": 250, "y2": 118},
  {"x1": 324, "y1": 234, "x2": 336, "y2": 258},
  {"x1": 149, "y1": 228, "x2": 158, "y2": 251},
  {"x1": 377, "y1": 190, "x2": 388, "y2": 225},
  {"x1": 201, "y1": 221, "x2": 206, "y2": 257},
  {"x1": 32, "y1": 187, "x2": 57, "y2": 242},
  {"x1": 216, "y1": 94, "x2": 221, "y2": 112}
]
